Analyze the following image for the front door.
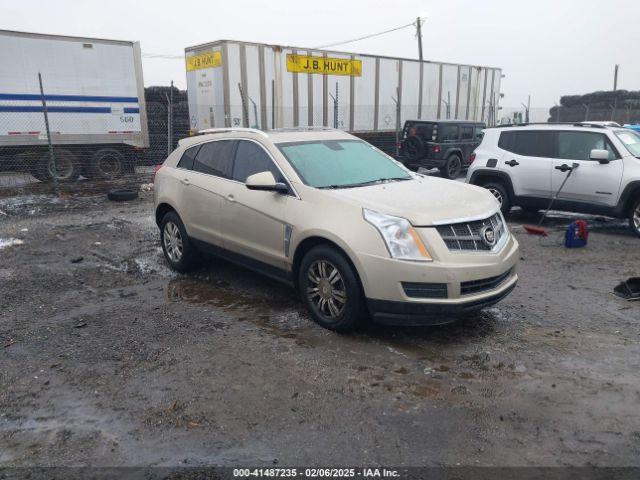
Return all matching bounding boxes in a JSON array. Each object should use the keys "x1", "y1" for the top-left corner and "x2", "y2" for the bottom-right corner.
[
  {"x1": 551, "y1": 130, "x2": 623, "y2": 207},
  {"x1": 222, "y1": 139, "x2": 292, "y2": 270}
]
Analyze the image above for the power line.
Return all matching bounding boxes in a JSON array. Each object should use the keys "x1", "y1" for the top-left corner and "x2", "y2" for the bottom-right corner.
[
  {"x1": 142, "y1": 53, "x2": 183, "y2": 59},
  {"x1": 314, "y1": 21, "x2": 417, "y2": 49}
]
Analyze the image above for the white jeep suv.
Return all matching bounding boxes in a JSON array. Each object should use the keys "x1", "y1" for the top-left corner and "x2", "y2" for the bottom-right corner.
[
  {"x1": 467, "y1": 123, "x2": 640, "y2": 237},
  {"x1": 154, "y1": 128, "x2": 519, "y2": 332}
]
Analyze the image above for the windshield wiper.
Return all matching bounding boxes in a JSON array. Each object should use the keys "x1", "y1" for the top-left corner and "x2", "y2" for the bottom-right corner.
[
  {"x1": 353, "y1": 176, "x2": 412, "y2": 187},
  {"x1": 318, "y1": 177, "x2": 411, "y2": 190}
]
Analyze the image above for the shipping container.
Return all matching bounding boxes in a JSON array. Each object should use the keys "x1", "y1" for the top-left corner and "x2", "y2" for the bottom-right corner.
[
  {"x1": 184, "y1": 39, "x2": 502, "y2": 135},
  {"x1": 0, "y1": 30, "x2": 149, "y2": 180}
]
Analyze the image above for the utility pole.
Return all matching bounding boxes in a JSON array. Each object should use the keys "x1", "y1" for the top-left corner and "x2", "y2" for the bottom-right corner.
[
  {"x1": 613, "y1": 64, "x2": 619, "y2": 91},
  {"x1": 416, "y1": 16, "x2": 424, "y2": 119}
]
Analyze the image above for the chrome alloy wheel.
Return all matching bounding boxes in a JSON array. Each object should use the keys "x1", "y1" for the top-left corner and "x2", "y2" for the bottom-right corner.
[
  {"x1": 488, "y1": 187, "x2": 503, "y2": 205},
  {"x1": 163, "y1": 221, "x2": 183, "y2": 263},
  {"x1": 306, "y1": 260, "x2": 347, "y2": 319}
]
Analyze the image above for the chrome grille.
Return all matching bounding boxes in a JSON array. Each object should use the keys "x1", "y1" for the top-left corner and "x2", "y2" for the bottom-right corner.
[{"x1": 436, "y1": 213, "x2": 505, "y2": 252}]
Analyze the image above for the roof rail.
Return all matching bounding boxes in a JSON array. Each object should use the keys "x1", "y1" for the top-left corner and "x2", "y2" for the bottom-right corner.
[
  {"x1": 490, "y1": 122, "x2": 607, "y2": 129},
  {"x1": 195, "y1": 127, "x2": 269, "y2": 137},
  {"x1": 267, "y1": 126, "x2": 341, "y2": 132}
]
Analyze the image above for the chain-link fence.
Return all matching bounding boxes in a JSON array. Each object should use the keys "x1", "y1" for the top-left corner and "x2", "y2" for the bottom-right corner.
[
  {"x1": 0, "y1": 80, "x2": 511, "y2": 199},
  {"x1": 0, "y1": 82, "x2": 188, "y2": 198}
]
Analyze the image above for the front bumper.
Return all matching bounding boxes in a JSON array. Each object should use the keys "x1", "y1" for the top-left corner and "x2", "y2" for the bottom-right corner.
[
  {"x1": 357, "y1": 233, "x2": 520, "y2": 325},
  {"x1": 367, "y1": 277, "x2": 517, "y2": 326}
]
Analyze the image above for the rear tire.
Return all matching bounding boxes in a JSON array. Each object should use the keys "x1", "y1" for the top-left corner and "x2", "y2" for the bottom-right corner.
[
  {"x1": 32, "y1": 149, "x2": 80, "y2": 182},
  {"x1": 440, "y1": 154, "x2": 462, "y2": 179},
  {"x1": 298, "y1": 245, "x2": 365, "y2": 333},
  {"x1": 160, "y1": 211, "x2": 200, "y2": 272},
  {"x1": 629, "y1": 197, "x2": 640, "y2": 238},
  {"x1": 482, "y1": 181, "x2": 512, "y2": 215},
  {"x1": 87, "y1": 148, "x2": 126, "y2": 180}
]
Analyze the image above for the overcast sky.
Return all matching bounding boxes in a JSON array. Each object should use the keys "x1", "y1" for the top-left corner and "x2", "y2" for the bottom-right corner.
[{"x1": 2, "y1": 0, "x2": 637, "y2": 111}]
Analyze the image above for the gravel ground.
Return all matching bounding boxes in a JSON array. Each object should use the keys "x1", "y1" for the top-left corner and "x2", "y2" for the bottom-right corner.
[{"x1": 0, "y1": 192, "x2": 639, "y2": 467}]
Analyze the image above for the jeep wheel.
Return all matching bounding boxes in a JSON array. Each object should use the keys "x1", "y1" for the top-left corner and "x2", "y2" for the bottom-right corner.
[
  {"x1": 298, "y1": 245, "x2": 365, "y2": 333},
  {"x1": 630, "y1": 197, "x2": 640, "y2": 238},
  {"x1": 403, "y1": 136, "x2": 424, "y2": 162},
  {"x1": 440, "y1": 154, "x2": 462, "y2": 179},
  {"x1": 160, "y1": 211, "x2": 200, "y2": 272},
  {"x1": 483, "y1": 181, "x2": 511, "y2": 215}
]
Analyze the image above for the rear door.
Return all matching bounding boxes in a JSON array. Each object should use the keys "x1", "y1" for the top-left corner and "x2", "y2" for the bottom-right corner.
[
  {"x1": 185, "y1": 139, "x2": 236, "y2": 246},
  {"x1": 552, "y1": 130, "x2": 623, "y2": 207},
  {"x1": 222, "y1": 139, "x2": 292, "y2": 269},
  {"x1": 498, "y1": 129, "x2": 555, "y2": 198}
]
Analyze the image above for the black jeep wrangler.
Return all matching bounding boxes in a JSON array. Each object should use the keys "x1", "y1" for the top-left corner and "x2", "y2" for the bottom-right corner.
[{"x1": 398, "y1": 120, "x2": 485, "y2": 179}]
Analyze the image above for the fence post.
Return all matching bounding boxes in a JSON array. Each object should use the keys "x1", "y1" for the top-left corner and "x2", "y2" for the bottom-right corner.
[{"x1": 38, "y1": 73, "x2": 59, "y2": 196}]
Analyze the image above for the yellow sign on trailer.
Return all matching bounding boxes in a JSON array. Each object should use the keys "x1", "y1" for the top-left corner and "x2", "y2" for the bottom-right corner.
[
  {"x1": 186, "y1": 51, "x2": 223, "y2": 72},
  {"x1": 286, "y1": 54, "x2": 361, "y2": 76}
]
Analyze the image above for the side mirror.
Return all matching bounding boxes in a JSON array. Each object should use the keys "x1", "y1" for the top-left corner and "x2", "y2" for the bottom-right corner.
[
  {"x1": 590, "y1": 149, "x2": 610, "y2": 164},
  {"x1": 245, "y1": 171, "x2": 288, "y2": 193}
]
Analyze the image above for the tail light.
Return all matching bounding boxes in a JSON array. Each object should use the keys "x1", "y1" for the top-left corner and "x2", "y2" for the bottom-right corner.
[
  {"x1": 470, "y1": 152, "x2": 477, "y2": 164},
  {"x1": 152, "y1": 164, "x2": 163, "y2": 182},
  {"x1": 433, "y1": 145, "x2": 441, "y2": 154}
]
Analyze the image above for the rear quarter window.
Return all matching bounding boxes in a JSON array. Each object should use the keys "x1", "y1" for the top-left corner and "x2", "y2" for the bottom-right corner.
[{"x1": 177, "y1": 145, "x2": 199, "y2": 170}]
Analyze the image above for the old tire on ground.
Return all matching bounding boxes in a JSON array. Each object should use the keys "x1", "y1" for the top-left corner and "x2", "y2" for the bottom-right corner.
[
  {"x1": 32, "y1": 149, "x2": 80, "y2": 182},
  {"x1": 87, "y1": 148, "x2": 126, "y2": 180},
  {"x1": 160, "y1": 211, "x2": 200, "y2": 273},
  {"x1": 440, "y1": 154, "x2": 462, "y2": 180},
  {"x1": 107, "y1": 189, "x2": 138, "y2": 202},
  {"x1": 298, "y1": 245, "x2": 365, "y2": 333},
  {"x1": 629, "y1": 197, "x2": 640, "y2": 238},
  {"x1": 403, "y1": 136, "x2": 424, "y2": 162},
  {"x1": 482, "y1": 181, "x2": 512, "y2": 215}
]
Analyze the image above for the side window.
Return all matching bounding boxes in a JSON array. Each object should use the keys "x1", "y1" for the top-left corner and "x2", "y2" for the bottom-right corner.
[
  {"x1": 177, "y1": 145, "x2": 199, "y2": 170},
  {"x1": 498, "y1": 131, "x2": 516, "y2": 152},
  {"x1": 557, "y1": 131, "x2": 618, "y2": 161},
  {"x1": 461, "y1": 126, "x2": 473, "y2": 140},
  {"x1": 500, "y1": 131, "x2": 555, "y2": 157},
  {"x1": 192, "y1": 140, "x2": 236, "y2": 178},
  {"x1": 232, "y1": 140, "x2": 286, "y2": 185},
  {"x1": 475, "y1": 126, "x2": 485, "y2": 140},
  {"x1": 439, "y1": 124, "x2": 459, "y2": 142}
]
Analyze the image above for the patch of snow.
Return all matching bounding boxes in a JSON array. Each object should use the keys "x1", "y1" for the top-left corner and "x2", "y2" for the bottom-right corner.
[{"x1": 0, "y1": 238, "x2": 24, "y2": 250}]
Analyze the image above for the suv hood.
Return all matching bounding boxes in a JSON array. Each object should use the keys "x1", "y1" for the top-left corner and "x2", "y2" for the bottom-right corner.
[{"x1": 323, "y1": 176, "x2": 499, "y2": 226}]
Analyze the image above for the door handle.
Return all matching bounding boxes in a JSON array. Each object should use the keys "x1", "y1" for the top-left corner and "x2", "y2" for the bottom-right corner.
[
  {"x1": 555, "y1": 164, "x2": 573, "y2": 173},
  {"x1": 180, "y1": 178, "x2": 190, "y2": 186},
  {"x1": 504, "y1": 159, "x2": 520, "y2": 167},
  {"x1": 226, "y1": 194, "x2": 235, "y2": 203}
]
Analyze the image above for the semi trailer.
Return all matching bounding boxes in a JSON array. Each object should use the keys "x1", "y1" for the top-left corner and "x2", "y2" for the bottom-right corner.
[
  {"x1": 0, "y1": 30, "x2": 149, "y2": 181},
  {"x1": 184, "y1": 39, "x2": 502, "y2": 153}
]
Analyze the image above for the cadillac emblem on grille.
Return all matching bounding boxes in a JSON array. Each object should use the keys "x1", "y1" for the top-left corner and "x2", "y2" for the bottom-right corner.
[{"x1": 481, "y1": 226, "x2": 496, "y2": 247}]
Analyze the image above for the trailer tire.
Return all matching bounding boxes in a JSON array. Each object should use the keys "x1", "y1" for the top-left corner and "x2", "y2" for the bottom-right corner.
[
  {"x1": 32, "y1": 149, "x2": 80, "y2": 182},
  {"x1": 87, "y1": 148, "x2": 125, "y2": 180}
]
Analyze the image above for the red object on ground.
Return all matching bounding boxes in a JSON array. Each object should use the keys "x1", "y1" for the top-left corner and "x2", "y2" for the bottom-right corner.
[{"x1": 523, "y1": 224, "x2": 548, "y2": 236}]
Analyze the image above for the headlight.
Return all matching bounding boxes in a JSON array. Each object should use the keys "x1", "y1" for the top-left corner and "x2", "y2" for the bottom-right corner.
[{"x1": 363, "y1": 209, "x2": 432, "y2": 262}]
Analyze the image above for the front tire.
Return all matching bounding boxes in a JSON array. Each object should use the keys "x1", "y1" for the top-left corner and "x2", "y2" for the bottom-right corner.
[
  {"x1": 629, "y1": 197, "x2": 640, "y2": 238},
  {"x1": 440, "y1": 154, "x2": 462, "y2": 179},
  {"x1": 482, "y1": 181, "x2": 512, "y2": 215},
  {"x1": 298, "y1": 245, "x2": 365, "y2": 333},
  {"x1": 160, "y1": 211, "x2": 199, "y2": 272}
]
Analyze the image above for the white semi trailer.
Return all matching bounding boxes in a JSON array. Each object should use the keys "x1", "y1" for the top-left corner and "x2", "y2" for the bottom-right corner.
[
  {"x1": 0, "y1": 30, "x2": 149, "y2": 181},
  {"x1": 184, "y1": 39, "x2": 502, "y2": 136}
]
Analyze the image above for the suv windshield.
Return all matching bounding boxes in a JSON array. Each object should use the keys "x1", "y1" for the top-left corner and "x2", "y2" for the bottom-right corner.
[
  {"x1": 614, "y1": 129, "x2": 640, "y2": 157},
  {"x1": 277, "y1": 139, "x2": 411, "y2": 189}
]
